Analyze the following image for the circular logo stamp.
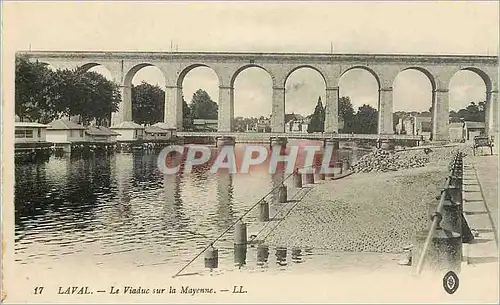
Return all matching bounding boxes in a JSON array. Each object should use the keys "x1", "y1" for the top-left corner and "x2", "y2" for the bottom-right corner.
[{"x1": 443, "y1": 271, "x2": 459, "y2": 294}]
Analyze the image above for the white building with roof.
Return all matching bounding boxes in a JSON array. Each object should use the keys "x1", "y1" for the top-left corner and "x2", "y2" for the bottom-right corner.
[
  {"x1": 151, "y1": 122, "x2": 177, "y2": 136},
  {"x1": 85, "y1": 126, "x2": 121, "y2": 143},
  {"x1": 192, "y1": 119, "x2": 218, "y2": 131},
  {"x1": 46, "y1": 119, "x2": 87, "y2": 144},
  {"x1": 464, "y1": 121, "x2": 486, "y2": 141},
  {"x1": 15, "y1": 122, "x2": 51, "y2": 144},
  {"x1": 145, "y1": 125, "x2": 175, "y2": 141},
  {"x1": 110, "y1": 121, "x2": 145, "y2": 142}
]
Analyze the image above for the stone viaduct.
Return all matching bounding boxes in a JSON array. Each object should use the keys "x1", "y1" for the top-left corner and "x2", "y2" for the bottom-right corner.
[{"x1": 18, "y1": 51, "x2": 498, "y2": 141}]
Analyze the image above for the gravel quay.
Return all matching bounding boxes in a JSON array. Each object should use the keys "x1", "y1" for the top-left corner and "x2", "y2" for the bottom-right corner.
[
  {"x1": 261, "y1": 146, "x2": 468, "y2": 254},
  {"x1": 350, "y1": 144, "x2": 473, "y2": 173}
]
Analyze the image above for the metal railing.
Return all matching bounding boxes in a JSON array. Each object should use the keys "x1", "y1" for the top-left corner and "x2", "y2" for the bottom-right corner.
[
  {"x1": 414, "y1": 151, "x2": 463, "y2": 275},
  {"x1": 176, "y1": 131, "x2": 423, "y2": 141}
]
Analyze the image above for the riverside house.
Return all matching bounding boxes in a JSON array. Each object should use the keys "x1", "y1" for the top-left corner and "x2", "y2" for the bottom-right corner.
[
  {"x1": 110, "y1": 121, "x2": 145, "y2": 142},
  {"x1": 85, "y1": 126, "x2": 120, "y2": 143},
  {"x1": 145, "y1": 125, "x2": 175, "y2": 141},
  {"x1": 463, "y1": 121, "x2": 486, "y2": 141},
  {"x1": 448, "y1": 122, "x2": 465, "y2": 142},
  {"x1": 46, "y1": 119, "x2": 87, "y2": 152},
  {"x1": 192, "y1": 119, "x2": 218, "y2": 132},
  {"x1": 15, "y1": 121, "x2": 51, "y2": 145},
  {"x1": 15, "y1": 121, "x2": 53, "y2": 162},
  {"x1": 151, "y1": 122, "x2": 177, "y2": 137}
]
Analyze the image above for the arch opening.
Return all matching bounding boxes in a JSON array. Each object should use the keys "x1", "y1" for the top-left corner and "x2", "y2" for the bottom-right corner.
[
  {"x1": 85, "y1": 64, "x2": 113, "y2": 81},
  {"x1": 449, "y1": 69, "x2": 490, "y2": 141},
  {"x1": 127, "y1": 64, "x2": 166, "y2": 126},
  {"x1": 180, "y1": 66, "x2": 220, "y2": 132},
  {"x1": 338, "y1": 68, "x2": 379, "y2": 134},
  {"x1": 232, "y1": 66, "x2": 273, "y2": 132},
  {"x1": 392, "y1": 69, "x2": 434, "y2": 137},
  {"x1": 284, "y1": 67, "x2": 326, "y2": 134}
]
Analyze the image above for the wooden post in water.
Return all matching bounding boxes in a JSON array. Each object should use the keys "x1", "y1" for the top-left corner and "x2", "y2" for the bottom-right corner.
[
  {"x1": 324, "y1": 139, "x2": 340, "y2": 178},
  {"x1": 234, "y1": 221, "x2": 247, "y2": 245},
  {"x1": 276, "y1": 247, "x2": 288, "y2": 266},
  {"x1": 293, "y1": 169, "x2": 302, "y2": 188},
  {"x1": 234, "y1": 244, "x2": 247, "y2": 267},
  {"x1": 342, "y1": 159, "x2": 350, "y2": 173},
  {"x1": 257, "y1": 245, "x2": 269, "y2": 266},
  {"x1": 204, "y1": 244, "x2": 219, "y2": 269},
  {"x1": 259, "y1": 200, "x2": 270, "y2": 222},
  {"x1": 277, "y1": 184, "x2": 287, "y2": 203},
  {"x1": 304, "y1": 172, "x2": 315, "y2": 184}
]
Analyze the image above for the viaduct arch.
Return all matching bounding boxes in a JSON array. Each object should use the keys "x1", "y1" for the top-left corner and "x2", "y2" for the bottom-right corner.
[{"x1": 18, "y1": 51, "x2": 498, "y2": 142}]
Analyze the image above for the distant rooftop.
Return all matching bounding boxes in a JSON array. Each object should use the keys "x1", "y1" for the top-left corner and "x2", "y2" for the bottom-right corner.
[
  {"x1": 86, "y1": 126, "x2": 121, "y2": 136},
  {"x1": 110, "y1": 121, "x2": 144, "y2": 129},
  {"x1": 48, "y1": 119, "x2": 86, "y2": 130},
  {"x1": 151, "y1": 122, "x2": 176, "y2": 130},
  {"x1": 145, "y1": 125, "x2": 171, "y2": 133},
  {"x1": 15, "y1": 122, "x2": 50, "y2": 128},
  {"x1": 464, "y1": 121, "x2": 486, "y2": 129},
  {"x1": 421, "y1": 121, "x2": 432, "y2": 131},
  {"x1": 193, "y1": 119, "x2": 218, "y2": 124},
  {"x1": 285, "y1": 113, "x2": 306, "y2": 123},
  {"x1": 448, "y1": 122, "x2": 463, "y2": 128}
]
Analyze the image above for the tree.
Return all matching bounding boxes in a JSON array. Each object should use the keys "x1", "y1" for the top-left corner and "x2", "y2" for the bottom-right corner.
[
  {"x1": 75, "y1": 71, "x2": 120, "y2": 125},
  {"x1": 189, "y1": 89, "x2": 218, "y2": 120},
  {"x1": 449, "y1": 110, "x2": 461, "y2": 123},
  {"x1": 338, "y1": 96, "x2": 355, "y2": 133},
  {"x1": 354, "y1": 104, "x2": 378, "y2": 134},
  {"x1": 393, "y1": 113, "x2": 401, "y2": 133},
  {"x1": 182, "y1": 95, "x2": 194, "y2": 130},
  {"x1": 15, "y1": 56, "x2": 121, "y2": 125},
  {"x1": 463, "y1": 101, "x2": 485, "y2": 122},
  {"x1": 131, "y1": 82, "x2": 165, "y2": 125},
  {"x1": 307, "y1": 96, "x2": 325, "y2": 133},
  {"x1": 447, "y1": 101, "x2": 486, "y2": 123},
  {"x1": 15, "y1": 56, "x2": 59, "y2": 123},
  {"x1": 234, "y1": 116, "x2": 259, "y2": 132}
]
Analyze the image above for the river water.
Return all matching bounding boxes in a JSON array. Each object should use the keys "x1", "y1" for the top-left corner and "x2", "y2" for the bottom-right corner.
[{"x1": 14, "y1": 141, "x2": 382, "y2": 277}]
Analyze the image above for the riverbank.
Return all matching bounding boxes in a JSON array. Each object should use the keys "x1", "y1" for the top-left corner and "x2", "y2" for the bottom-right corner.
[
  {"x1": 262, "y1": 164, "x2": 448, "y2": 254},
  {"x1": 257, "y1": 145, "x2": 476, "y2": 272},
  {"x1": 261, "y1": 146, "x2": 473, "y2": 250}
]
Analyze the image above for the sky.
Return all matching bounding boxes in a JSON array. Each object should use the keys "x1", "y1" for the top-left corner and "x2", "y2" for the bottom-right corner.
[{"x1": 4, "y1": 1, "x2": 499, "y2": 118}]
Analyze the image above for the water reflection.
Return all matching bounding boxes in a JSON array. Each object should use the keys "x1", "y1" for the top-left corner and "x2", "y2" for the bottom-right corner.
[
  {"x1": 115, "y1": 154, "x2": 133, "y2": 221},
  {"x1": 271, "y1": 163, "x2": 285, "y2": 204},
  {"x1": 163, "y1": 172, "x2": 188, "y2": 231},
  {"x1": 234, "y1": 244, "x2": 247, "y2": 268},
  {"x1": 215, "y1": 170, "x2": 235, "y2": 229},
  {"x1": 15, "y1": 144, "x2": 367, "y2": 271}
]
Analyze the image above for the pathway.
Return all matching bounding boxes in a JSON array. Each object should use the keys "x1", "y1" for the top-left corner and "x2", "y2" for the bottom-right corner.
[{"x1": 459, "y1": 152, "x2": 498, "y2": 301}]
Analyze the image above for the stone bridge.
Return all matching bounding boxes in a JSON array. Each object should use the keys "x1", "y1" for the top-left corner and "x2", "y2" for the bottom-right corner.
[
  {"x1": 176, "y1": 131, "x2": 423, "y2": 142},
  {"x1": 18, "y1": 51, "x2": 498, "y2": 142}
]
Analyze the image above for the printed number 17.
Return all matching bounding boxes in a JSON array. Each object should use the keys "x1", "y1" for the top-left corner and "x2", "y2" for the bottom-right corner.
[{"x1": 34, "y1": 287, "x2": 44, "y2": 294}]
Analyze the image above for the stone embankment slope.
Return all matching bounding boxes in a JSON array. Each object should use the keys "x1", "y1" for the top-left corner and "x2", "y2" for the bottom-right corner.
[
  {"x1": 350, "y1": 144, "x2": 473, "y2": 173},
  {"x1": 263, "y1": 146, "x2": 469, "y2": 254}
]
